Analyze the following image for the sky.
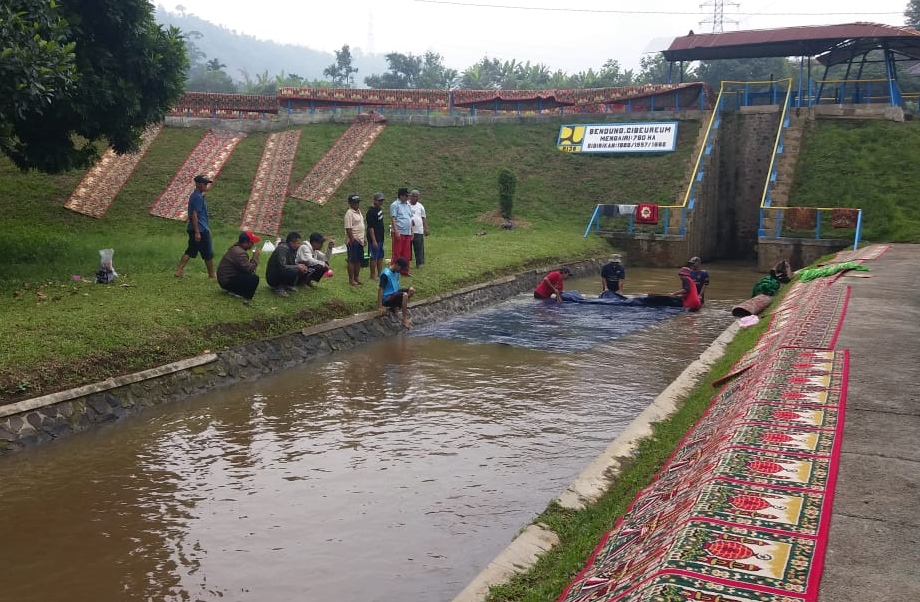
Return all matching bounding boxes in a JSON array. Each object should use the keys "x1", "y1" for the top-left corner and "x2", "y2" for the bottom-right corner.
[{"x1": 160, "y1": 0, "x2": 912, "y2": 74}]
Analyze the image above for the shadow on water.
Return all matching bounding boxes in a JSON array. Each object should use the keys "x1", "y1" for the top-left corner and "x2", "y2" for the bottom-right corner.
[{"x1": 0, "y1": 266, "x2": 758, "y2": 602}]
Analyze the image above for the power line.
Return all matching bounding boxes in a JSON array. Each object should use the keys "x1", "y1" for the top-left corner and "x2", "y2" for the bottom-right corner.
[{"x1": 413, "y1": 0, "x2": 902, "y2": 17}]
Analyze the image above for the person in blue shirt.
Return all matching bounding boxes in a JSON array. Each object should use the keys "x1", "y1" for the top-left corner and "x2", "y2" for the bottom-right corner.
[
  {"x1": 377, "y1": 257, "x2": 416, "y2": 328},
  {"x1": 175, "y1": 174, "x2": 216, "y2": 278},
  {"x1": 687, "y1": 256, "x2": 710, "y2": 304}
]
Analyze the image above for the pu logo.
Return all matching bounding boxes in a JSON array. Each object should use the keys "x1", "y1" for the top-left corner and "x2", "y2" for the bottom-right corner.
[{"x1": 557, "y1": 125, "x2": 585, "y2": 152}]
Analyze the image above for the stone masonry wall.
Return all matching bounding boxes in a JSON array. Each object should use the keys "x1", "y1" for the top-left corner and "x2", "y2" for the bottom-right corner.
[{"x1": 0, "y1": 261, "x2": 599, "y2": 455}]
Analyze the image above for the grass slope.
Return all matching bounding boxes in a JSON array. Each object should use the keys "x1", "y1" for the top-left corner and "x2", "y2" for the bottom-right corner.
[
  {"x1": 0, "y1": 119, "x2": 698, "y2": 402},
  {"x1": 791, "y1": 118, "x2": 920, "y2": 243}
]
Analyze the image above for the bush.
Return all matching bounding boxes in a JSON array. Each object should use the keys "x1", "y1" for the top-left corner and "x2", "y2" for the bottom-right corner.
[{"x1": 498, "y1": 167, "x2": 517, "y2": 220}]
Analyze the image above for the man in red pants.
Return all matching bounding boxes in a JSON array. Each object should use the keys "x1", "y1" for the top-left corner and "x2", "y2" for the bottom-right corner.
[{"x1": 389, "y1": 187, "x2": 413, "y2": 274}]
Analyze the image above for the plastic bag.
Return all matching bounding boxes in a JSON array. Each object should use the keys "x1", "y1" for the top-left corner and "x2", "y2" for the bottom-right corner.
[
  {"x1": 262, "y1": 240, "x2": 276, "y2": 254},
  {"x1": 96, "y1": 248, "x2": 117, "y2": 284}
]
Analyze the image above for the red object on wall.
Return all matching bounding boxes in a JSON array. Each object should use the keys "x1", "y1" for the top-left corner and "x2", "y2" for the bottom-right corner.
[{"x1": 635, "y1": 203, "x2": 659, "y2": 224}]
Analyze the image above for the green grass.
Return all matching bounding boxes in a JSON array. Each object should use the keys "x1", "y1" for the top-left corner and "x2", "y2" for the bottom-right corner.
[
  {"x1": 790, "y1": 119, "x2": 920, "y2": 243},
  {"x1": 0, "y1": 119, "x2": 698, "y2": 401}
]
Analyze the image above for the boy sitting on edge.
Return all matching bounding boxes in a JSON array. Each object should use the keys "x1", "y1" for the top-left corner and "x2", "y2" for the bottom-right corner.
[{"x1": 378, "y1": 257, "x2": 416, "y2": 328}]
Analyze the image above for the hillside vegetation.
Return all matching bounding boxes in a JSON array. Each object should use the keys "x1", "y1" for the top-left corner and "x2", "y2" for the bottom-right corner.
[
  {"x1": 0, "y1": 119, "x2": 697, "y2": 403},
  {"x1": 791, "y1": 119, "x2": 920, "y2": 242}
]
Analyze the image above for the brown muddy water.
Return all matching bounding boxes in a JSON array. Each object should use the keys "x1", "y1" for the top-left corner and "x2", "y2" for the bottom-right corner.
[{"x1": 0, "y1": 264, "x2": 763, "y2": 602}]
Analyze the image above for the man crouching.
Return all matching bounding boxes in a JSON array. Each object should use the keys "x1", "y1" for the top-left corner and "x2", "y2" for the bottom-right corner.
[{"x1": 378, "y1": 257, "x2": 416, "y2": 328}]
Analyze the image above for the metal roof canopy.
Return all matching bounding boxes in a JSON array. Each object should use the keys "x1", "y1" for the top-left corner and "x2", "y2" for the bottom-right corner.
[{"x1": 662, "y1": 22, "x2": 920, "y2": 65}]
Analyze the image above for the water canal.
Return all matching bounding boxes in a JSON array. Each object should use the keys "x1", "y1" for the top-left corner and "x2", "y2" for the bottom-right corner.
[{"x1": 0, "y1": 265, "x2": 763, "y2": 602}]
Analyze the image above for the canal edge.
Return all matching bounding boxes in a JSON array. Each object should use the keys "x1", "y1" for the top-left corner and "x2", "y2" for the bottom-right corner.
[{"x1": 449, "y1": 320, "x2": 741, "y2": 602}]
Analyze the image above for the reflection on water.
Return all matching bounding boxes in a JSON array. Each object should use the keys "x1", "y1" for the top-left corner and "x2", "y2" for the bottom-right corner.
[{"x1": 0, "y1": 267, "x2": 753, "y2": 602}]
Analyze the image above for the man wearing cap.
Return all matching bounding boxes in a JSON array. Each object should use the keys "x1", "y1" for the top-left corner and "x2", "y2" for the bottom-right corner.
[
  {"x1": 600, "y1": 253, "x2": 626, "y2": 297},
  {"x1": 366, "y1": 192, "x2": 386, "y2": 280},
  {"x1": 216, "y1": 231, "x2": 262, "y2": 303},
  {"x1": 687, "y1": 256, "x2": 710, "y2": 304},
  {"x1": 344, "y1": 194, "x2": 367, "y2": 286},
  {"x1": 175, "y1": 174, "x2": 215, "y2": 278},
  {"x1": 390, "y1": 188, "x2": 413, "y2": 274},
  {"x1": 378, "y1": 257, "x2": 416, "y2": 328},
  {"x1": 408, "y1": 189, "x2": 428, "y2": 268},
  {"x1": 295, "y1": 232, "x2": 335, "y2": 286}
]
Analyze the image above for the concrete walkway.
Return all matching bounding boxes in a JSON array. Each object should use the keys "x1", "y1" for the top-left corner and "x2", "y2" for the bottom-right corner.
[{"x1": 819, "y1": 243, "x2": 920, "y2": 601}]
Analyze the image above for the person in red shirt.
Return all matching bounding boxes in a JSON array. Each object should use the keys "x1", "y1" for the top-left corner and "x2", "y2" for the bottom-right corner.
[
  {"x1": 674, "y1": 266, "x2": 702, "y2": 311},
  {"x1": 533, "y1": 267, "x2": 571, "y2": 305}
]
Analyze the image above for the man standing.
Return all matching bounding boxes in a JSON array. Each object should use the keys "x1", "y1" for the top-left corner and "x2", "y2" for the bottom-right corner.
[
  {"x1": 390, "y1": 187, "x2": 413, "y2": 274},
  {"x1": 217, "y1": 231, "x2": 261, "y2": 303},
  {"x1": 408, "y1": 189, "x2": 428, "y2": 269},
  {"x1": 366, "y1": 192, "x2": 386, "y2": 280},
  {"x1": 266, "y1": 231, "x2": 309, "y2": 296},
  {"x1": 175, "y1": 174, "x2": 216, "y2": 278},
  {"x1": 295, "y1": 232, "x2": 335, "y2": 286},
  {"x1": 687, "y1": 256, "x2": 710, "y2": 304},
  {"x1": 600, "y1": 254, "x2": 626, "y2": 296},
  {"x1": 344, "y1": 194, "x2": 367, "y2": 286},
  {"x1": 378, "y1": 257, "x2": 416, "y2": 328}
]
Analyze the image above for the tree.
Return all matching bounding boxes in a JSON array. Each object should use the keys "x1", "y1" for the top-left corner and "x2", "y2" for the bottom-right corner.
[
  {"x1": 636, "y1": 54, "x2": 683, "y2": 85},
  {"x1": 324, "y1": 44, "x2": 358, "y2": 86},
  {"x1": 0, "y1": 0, "x2": 77, "y2": 163},
  {"x1": 364, "y1": 52, "x2": 424, "y2": 88},
  {"x1": 696, "y1": 57, "x2": 797, "y2": 90},
  {"x1": 497, "y1": 167, "x2": 517, "y2": 221},
  {"x1": 459, "y1": 57, "x2": 504, "y2": 90},
  {"x1": 415, "y1": 52, "x2": 459, "y2": 89},
  {"x1": 2, "y1": 0, "x2": 188, "y2": 173},
  {"x1": 907, "y1": 0, "x2": 920, "y2": 29}
]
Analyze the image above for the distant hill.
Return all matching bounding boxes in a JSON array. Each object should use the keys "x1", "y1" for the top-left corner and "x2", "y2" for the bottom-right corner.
[{"x1": 153, "y1": 5, "x2": 389, "y2": 86}]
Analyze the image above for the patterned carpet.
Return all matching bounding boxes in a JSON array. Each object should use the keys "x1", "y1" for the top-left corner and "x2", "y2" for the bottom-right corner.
[
  {"x1": 820, "y1": 243, "x2": 891, "y2": 265},
  {"x1": 65, "y1": 124, "x2": 163, "y2": 218},
  {"x1": 239, "y1": 129, "x2": 301, "y2": 235},
  {"x1": 557, "y1": 348, "x2": 848, "y2": 602},
  {"x1": 149, "y1": 129, "x2": 246, "y2": 221},
  {"x1": 713, "y1": 281, "x2": 850, "y2": 387},
  {"x1": 289, "y1": 121, "x2": 386, "y2": 204}
]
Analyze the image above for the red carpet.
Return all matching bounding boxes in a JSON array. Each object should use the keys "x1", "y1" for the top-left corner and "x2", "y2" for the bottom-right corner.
[
  {"x1": 713, "y1": 281, "x2": 850, "y2": 386},
  {"x1": 557, "y1": 348, "x2": 848, "y2": 602},
  {"x1": 65, "y1": 124, "x2": 162, "y2": 218},
  {"x1": 821, "y1": 244, "x2": 891, "y2": 265},
  {"x1": 149, "y1": 129, "x2": 246, "y2": 221},
  {"x1": 239, "y1": 129, "x2": 301, "y2": 236},
  {"x1": 289, "y1": 121, "x2": 385, "y2": 204}
]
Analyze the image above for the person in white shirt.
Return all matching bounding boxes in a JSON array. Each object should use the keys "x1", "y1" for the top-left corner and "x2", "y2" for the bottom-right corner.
[
  {"x1": 295, "y1": 231, "x2": 334, "y2": 287},
  {"x1": 408, "y1": 189, "x2": 428, "y2": 268},
  {"x1": 344, "y1": 193, "x2": 367, "y2": 286}
]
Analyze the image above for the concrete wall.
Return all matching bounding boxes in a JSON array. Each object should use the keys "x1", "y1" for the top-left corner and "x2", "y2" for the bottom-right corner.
[
  {"x1": 0, "y1": 261, "x2": 600, "y2": 455},
  {"x1": 712, "y1": 108, "x2": 782, "y2": 261},
  {"x1": 166, "y1": 110, "x2": 711, "y2": 132},
  {"x1": 757, "y1": 238, "x2": 850, "y2": 271}
]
